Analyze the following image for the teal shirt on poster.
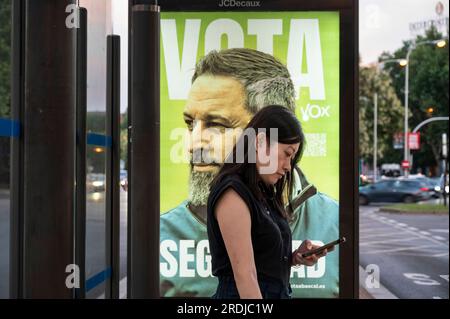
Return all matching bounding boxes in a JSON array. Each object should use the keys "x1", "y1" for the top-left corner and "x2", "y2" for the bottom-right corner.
[{"x1": 160, "y1": 172, "x2": 339, "y2": 298}]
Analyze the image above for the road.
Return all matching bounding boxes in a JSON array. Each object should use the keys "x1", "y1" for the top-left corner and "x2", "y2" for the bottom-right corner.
[{"x1": 360, "y1": 204, "x2": 449, "y2": 299}]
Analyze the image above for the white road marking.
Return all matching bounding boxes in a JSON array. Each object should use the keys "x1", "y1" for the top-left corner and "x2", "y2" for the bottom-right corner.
[
  {"x1": 360, "y1": 207, "x2": 449, "y2": 298},
  {"x1": 403, "y1": 273, "x2": 441, "y2": 286},
  {"x1": 432, "y1": 252, "x2": 450, "y2": 257},
  {"x1": 360, "y1": 232, "x2": 409, "y2": 240},
  {"x1": 361, "y1": 251, "x2": 447, "y2": 258},
  {"x1": 361, "y1": 244, "x2": 437, "y2": 255},
  {"x1": 360, "y1": 237, "x2": 425, "y2": 246},
  {"x1": 365, "y1": 214, "x2": 448, "y2": 247},
  {"x1": 429, "y1": 229, "x2": 449, "y2": 233},
  {"x1": 360, "y1": 227, "x2": 393, "y2": 233}
]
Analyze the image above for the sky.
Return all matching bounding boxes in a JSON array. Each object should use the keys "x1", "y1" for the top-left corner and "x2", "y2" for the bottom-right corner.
[
  {"x1": 359, "y1": 0, "x2": 449, "y2": 65},
  {"x1": 101, "y1": 0, "x2": 450, "y2": 112}
]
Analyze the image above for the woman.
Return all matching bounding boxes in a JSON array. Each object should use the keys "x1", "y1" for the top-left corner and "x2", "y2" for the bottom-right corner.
[{"x1": 207, "y1": 105, "x2": 329, "y2": 299}]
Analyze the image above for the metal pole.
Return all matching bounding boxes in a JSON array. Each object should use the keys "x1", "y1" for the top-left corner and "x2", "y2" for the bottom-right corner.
[
  {"x1": 105, "y1": 35, "x2": 121, "y2": 299},
  {"x1": 11, "y1": 0, "x2": 77, "y2": 298},
  {"x1": 443, "y1": 133, "x2": 448, "y2": 206},
  {"x1": 10, "y1": 0, "x2": 25, "y2": 299},
  {"x1": 128, "y1": 2, "x2": 160, "y2": 298},
  {"x1": 75, "y1": 7, "x2": 88, "y2": 299},
  {"x1": 127, "y1": 0, "x2": 133, "y2": 299},
  {"x1": 412, "y1": 117, "x2": 450, "y2": 133},
  {"x1": 373, "y1": 93, "x2": 377, "y2": 182},
  {"x1": 404, "y1": 48, "x2": 412, "y2": 178}
]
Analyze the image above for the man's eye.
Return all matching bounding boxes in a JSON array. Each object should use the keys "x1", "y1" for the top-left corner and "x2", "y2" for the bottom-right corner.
[
  {"x1": 185, "y1": 120, "x2": 193, "y2": 130},
  {"x1": 207, "y1": 122, "x2": 228, "y2": 129}
]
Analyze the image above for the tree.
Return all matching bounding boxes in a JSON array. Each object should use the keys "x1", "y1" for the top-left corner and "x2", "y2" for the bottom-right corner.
[
  {"x1": 359, "y1": 65, "x2": 404, "y2": 168},
  {"x1": 0, "y1": 0, "x2": 11, "y2": 187},
  {"x1": 0, "y1": 0, "x2": 10, "y2": 118},
  {"x1": 120, "y1": 110, "x2": 128, "y2": 169},
  {"x1": 380, "y1": 27, "x2": 449, "y2": 175}
]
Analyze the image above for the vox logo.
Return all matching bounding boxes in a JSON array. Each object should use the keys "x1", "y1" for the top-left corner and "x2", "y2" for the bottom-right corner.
[{"x1": 300, "y1": 103, "x2": 330, "y2": 122}]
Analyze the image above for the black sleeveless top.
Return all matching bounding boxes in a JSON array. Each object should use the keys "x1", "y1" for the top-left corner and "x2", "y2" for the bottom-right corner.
[{"x1": 207, "y1": 174, "x2": 292, "y2": 288}]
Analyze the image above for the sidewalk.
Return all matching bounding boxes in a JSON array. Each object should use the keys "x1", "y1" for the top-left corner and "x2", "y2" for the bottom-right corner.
[
  {"x1": 359, "y1": 285, "x2": 374, "y2": 299},
  {"x1": 116, "y1": 274, "x2": 391, "y2": 299},
  {"x1": 359, "y1": 265, "x2": 398, "y2": 299}
]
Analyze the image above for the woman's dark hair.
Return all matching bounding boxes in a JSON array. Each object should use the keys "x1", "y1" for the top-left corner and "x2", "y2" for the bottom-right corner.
[{"x1": 210, "y1": 105, "x2": 305, "y2": 220}]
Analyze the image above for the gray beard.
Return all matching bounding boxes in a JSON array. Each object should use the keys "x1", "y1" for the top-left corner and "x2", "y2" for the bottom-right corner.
[{"x1": 188, "y1": 170, "x2": 217, "y2": 206}]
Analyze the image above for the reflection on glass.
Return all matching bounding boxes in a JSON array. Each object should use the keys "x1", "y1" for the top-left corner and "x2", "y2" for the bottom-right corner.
[
  {"x1": 0, "y1": 137, "x2": 10, "y2": 298},
  {"x1": 86, "y1": 142, "x2": 107, "y2": 298},
  {"x1": 0, "y1": 0, "x2": 11, "y2": 299},
  {"x1": 81, "y1": 0, "x2": 112, "y2": 299}
]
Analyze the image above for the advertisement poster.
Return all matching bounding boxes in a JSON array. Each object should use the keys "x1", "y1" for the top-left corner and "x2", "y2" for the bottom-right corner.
[{"x1": 159, "y1": 11, "x2": 340, "y2": 298}]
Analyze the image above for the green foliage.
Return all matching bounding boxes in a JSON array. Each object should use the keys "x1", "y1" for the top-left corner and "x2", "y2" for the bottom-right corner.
[
  {"x1": 380, "y1": 27, "x2": 449, "y2": 173},
  {"x1": 0, "y1": 0, "x2": 11, "y2": 186},
  {"x1": 359, "y1": 66, "x2": 404, "y2": 165},
  {"x1": 381, "y1": 203, "x2": 449, "y2": 214},
  {"x1": 0, "y1": 0, "x2": 11, "y2": 118}
]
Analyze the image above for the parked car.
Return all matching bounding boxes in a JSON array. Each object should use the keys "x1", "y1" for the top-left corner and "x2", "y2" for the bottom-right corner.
[
  {"x1": 87, "y1": 173, "x2": 106, "y2": 193},
  {"x1": 380, "y1": 163, "x2": 401, "y2": 178},
  {"x1": 406, "y1": 176, "x2": 442, "y2": 199},
  {"x1": 421, "y1": 177, "x2": 442, "y2": 198},
  {"x1": 359, "y1": 179, "x2": 433, "y2": 205},
  {"x1": 439, "y1": 174, "x2": 449, "y2": 195}
]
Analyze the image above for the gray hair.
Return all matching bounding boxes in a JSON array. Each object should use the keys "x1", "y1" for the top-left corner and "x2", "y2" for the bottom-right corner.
[{"x1": 192, "y1": 48, "x2": 296, "y2": 114}]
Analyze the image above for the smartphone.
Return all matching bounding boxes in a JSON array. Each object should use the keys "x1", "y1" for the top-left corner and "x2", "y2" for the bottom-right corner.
[{"x1": 301, "y1": 237, "x2": 346, "y2": 258}]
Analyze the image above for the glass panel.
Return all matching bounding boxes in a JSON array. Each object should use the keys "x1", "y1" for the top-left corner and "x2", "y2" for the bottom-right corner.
[
  {"x1": 0, "y1": 0, "x2": 11, "y2": 299},
  {"x1": 86, "y1": 142, "x2": 107, "y2": 298},
  {"x1": 119, "y1": 146, "x2": 127, "y2": 298},
  {"x1": 80, "y1": 0, "x2": 112, "y2": 298},
  {"x1": 112, "y1": 0, "x2": 128, "y2": 298},
  {"x1": 79, "y1": 0, "x2": 127, "y2": 298},
  {"x1": 0, "y1": 137, "x2": 10, "y2": 299}
]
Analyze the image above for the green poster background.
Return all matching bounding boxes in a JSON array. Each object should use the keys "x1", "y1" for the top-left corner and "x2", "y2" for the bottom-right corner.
[{"x1": 160, "y1": 12, "x2": 340, "y2": 213}]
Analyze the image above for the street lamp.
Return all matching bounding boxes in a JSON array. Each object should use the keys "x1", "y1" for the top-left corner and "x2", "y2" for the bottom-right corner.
[
  {"x1": 403, "y1": 39, "x2": 447, "y2": 177},
  {"x1": 381, "y1": 39, "x2": 447, "y2": 177},
  {"x1": 377, "y1": 58, "x2": 406, "y2": 177},
  {"x1": 366, "y1": 59, "x2": 407, "y2": 182}
]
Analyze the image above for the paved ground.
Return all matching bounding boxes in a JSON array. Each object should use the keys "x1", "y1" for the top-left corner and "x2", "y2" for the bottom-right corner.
[
  {"x1": 360, "y1": 204, "x2": 449, "y2": 299},
  {"x1": 2, "y1": 190, "x2": 448, "y2": 299}
]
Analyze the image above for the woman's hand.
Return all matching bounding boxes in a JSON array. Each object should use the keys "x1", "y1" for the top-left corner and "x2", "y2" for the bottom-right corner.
[{"x1": 291, "y1": 240, "x2": 333, "y2": 267}]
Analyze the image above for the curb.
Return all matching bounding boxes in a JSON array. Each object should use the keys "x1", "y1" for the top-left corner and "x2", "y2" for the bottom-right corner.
[
  {"x1": 359, "y1": 266, "x2": 398, "y2": 299},
  {"x1": 106, "y1": 271, "x2": 399, "y2": 299},
  {"x1": 379, "y1": 208, "x2": 448, "y2": 215}
]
